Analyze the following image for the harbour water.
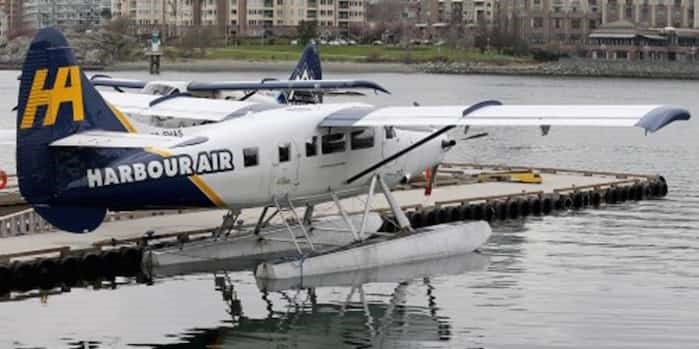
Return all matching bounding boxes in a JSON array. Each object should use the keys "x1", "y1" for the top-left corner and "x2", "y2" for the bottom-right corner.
[{"x1": 0, "y1": 70, "x2": 698, "y2": 348}]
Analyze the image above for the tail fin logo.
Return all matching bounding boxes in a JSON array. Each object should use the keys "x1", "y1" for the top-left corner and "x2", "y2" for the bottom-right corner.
[{"x1": 20, "y1": 65, "x2": 84, "y2": 129}]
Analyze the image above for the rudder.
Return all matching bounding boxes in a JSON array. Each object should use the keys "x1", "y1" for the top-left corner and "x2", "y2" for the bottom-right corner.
[{"x1": 16, "y1": 27, "x2": 135, "y2": 232}]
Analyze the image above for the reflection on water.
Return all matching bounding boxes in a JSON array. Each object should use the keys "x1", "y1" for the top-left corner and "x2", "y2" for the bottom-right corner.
[{"x1": 135, "y1": 253, "x2": 489, "y2": 349}]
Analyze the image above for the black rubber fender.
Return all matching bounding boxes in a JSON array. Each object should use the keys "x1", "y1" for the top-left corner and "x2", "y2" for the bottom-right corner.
[
  {"x1": 460, "y1": 205, "x2": 472, "y2": 221},
  {"x1": 530, "y1": 198, "x2": 542, "y2": 216},
  {"x1": 0, "y1": 264, "x2": 10, "y2": 294},
  {"x1": 518, "y1": 199, "x2": 530, "y2": 217},
  {"x1": 591, "y1": 191, "x2": 602, "y2": 208},
  {"x1": 439, "y1": 207, "x2": 453, "y2": 224},
  {"x1": 450, "y1": 205, "x2": 464, "y2": 221},
  {"x1": 495, "y1": 201, "x2": 508, "y2": 220},
  {"x1": 605, "y1": 188, "x2": 618, "y2": 204},
  {"x1": 81, "y1": 253, "x2": 102, "y2": 281},
  {"x1": 582, "y1": 192, "x2": 591, "y2": 207},
  {"x1": 411, "y1": 211, "x2": 425, "y2": 228},
  {"x1": 37, "y1": 258, "x2": 59, "y2": 290},
  {"x1": 572, "y1": 192, "x2": 584, "y2": 210},
  {"x1": 558, "y1": 195, "x2": 573, "y2": 210},
  {"x1": 651, "y1": 181, "x2": 662, "y2": 197},
  {"x1": 484, "y1": 203, "x2": 495, "y2": 222},
  {"x1": 632, "y1": 184, "x2": 643, "y2": 201},
  {"x1": 12, "y1": 261, "x2": 38, "y2": 292},
  {"x1": 659, "y1": 181, "x2": 668, "y2": 197},
  {"x1": 120, "y1": 247, "x2": 144, "y2": 276},
  {"x1": 507, "y1": 200, "x2": 520, "y2": 219},
  {"x1": 618, "y1": 186, "x2": 629, "y2": 202},
  {"x1": 426, "y1": 208, "x2": 440, "y2": 226},
  {"x1": 542, "y1": 197, "x2": 554, "y2": 214},
  {"x1": 642, "y1": 183, "x2": 653, "y2": 199},
  {"x1": 102, "y1": 250, "x2": 122, "y2": 278},
  {"x1": 59, "y1": 255, "x2": 81, "y2": 286},
  {"x1": 471, "y1": 204, "x2": 485, "y2": 220}
]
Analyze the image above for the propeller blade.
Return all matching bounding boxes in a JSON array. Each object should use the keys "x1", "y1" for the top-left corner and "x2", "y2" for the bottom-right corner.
[{"x1": 462, "y1": 132, "x2": 489, "y2": 141}]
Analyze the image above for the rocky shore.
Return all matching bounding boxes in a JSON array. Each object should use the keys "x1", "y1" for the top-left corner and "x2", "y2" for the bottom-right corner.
[
  {"x1": 0, "y1": 30, "x2": 138, "y2": 70},
  {"x1": 418, "y1": 58, "x2": 699, "y2": 79}
]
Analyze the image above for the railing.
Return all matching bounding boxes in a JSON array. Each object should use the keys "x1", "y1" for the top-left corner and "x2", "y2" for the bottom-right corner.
[
  {"x1": 0, "y1": 208, "x2": 53, "y2": 238},
  {"x1": 0, "y1": 208, "x2": 198, "y2": 238}
]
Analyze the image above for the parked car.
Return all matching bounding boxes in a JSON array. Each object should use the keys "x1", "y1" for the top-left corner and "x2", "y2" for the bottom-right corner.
[{"x1": 372, "y1": 40, "x2": 384, "y2": 45}]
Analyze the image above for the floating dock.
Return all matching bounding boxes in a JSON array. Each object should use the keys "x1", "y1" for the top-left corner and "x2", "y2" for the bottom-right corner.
[{"x1": 0, "y1": 163, "x2": 669, "y2": 295}]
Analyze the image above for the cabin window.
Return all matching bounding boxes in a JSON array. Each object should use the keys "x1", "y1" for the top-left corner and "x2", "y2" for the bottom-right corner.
[
  {"x1": 306, "y1": 136, "x2": 318, "y2": 157},
  {"x1": 243, "y1": 147, "x2": 259, "y2": 167},
  {"x1": 278, "y1": 143, "x2": 291, "y2": 162},
  {"x1": 384, "y1": 126, "x2": 396, "y2": 139},
  {"x1": 322, "y1": 133, "x2": 346, "y2": 154},
  {"x1": 351, "y1": 129, "x2": 375, "y2": 150}
]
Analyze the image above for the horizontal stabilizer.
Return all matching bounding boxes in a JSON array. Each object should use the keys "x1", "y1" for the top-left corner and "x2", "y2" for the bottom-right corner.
[
  {"x1": 188, "y1": 79, "x2": 390, "y2": 94},
  {"x1": 319, "y1": 104, "x2": 690, "y2": 132},
  {"x1": 49, "y1": 130, "x2": 187, "y2": 148},
  {"x1": 91, "y1": 76, "x2": 147, "y2": 89}
]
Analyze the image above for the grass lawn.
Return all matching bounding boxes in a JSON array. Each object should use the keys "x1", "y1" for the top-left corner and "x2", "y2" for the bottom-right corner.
[{"x1": 206, "y1": 44, "x2": 532, "y2": 64}]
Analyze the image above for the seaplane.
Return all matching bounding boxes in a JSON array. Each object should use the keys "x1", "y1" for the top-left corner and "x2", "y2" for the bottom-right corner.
[
  {"x1": 13, "y1": 28, "x2": 691, "y2": 280},
  {"x1": 26, "y1": 43, "x2": 391, "y2": 130},
  {"x1": 91, "y1": 41, "x2": 353, "y2": 104}
]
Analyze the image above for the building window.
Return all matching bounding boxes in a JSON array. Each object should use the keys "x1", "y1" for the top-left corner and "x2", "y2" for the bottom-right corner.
[
  {"x1": 350, "y1": 129, "x2": 375, "y2": 150},
  {"x1": 533, "y1": 17, "x2": 543, "y2": 28},
  {"x1": 278, "y1": 143, "x2": 291, "y2": 162},
  {"x1": 322, "y1": 133, "x2": 346, "y2": 154},
  {"x1": 306, "y1": 136, "x2": 318, "y2": 157},
  {"x1": 243, "y1": 147, "x2": 259, "y2": 167}
]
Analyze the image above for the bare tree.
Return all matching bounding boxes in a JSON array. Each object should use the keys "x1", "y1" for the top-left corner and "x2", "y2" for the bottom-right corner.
[{"x1": 104, "y1": 16, "x2": 131, "y2": 36}]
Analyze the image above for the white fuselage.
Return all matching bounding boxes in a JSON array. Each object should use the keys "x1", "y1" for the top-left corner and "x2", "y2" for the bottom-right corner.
[{"x1": 159, "y1": 103, "x2": 449, "y2": 209}]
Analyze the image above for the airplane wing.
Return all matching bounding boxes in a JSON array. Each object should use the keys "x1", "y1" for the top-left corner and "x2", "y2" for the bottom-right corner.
[
  {"x1": 187, "y1": 79, "x2": 390, "y2": 94},
  {"x1": 91, "y1": 76, "x2": 147, "y2": 89},
  {"x1": 102, "y1": 91, "x2": 277, "y2": 122},
  {"x1": 49, "y1": 130, "x2": 204, "y2": 149},
  {"x1": 318, "y1": 102, "x2": 690, "y2": 133}
]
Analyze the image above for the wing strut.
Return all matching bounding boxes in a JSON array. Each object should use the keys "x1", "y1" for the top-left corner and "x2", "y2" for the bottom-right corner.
[{"x1": 344, "y1": 100, "x2": 502, "y2": 185}]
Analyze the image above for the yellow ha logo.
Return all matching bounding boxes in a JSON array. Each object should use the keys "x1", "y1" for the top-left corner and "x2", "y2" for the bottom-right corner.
[{"x1": 20, "y1": 66, "x2": 84, "y2": 129}]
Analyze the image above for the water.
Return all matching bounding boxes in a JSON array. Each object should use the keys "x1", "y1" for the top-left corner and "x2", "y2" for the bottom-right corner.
[{"x1": 1, "y1": 70, "x2": 698, "y2": 348}]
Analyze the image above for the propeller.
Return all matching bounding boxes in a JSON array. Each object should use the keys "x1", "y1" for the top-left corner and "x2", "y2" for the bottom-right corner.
[{"x1": 424, "y1": 163, "x2": 439, "y2": 196}]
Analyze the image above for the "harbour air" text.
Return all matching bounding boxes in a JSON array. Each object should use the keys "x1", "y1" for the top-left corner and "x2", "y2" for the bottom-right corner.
[{"x1": 87, "y1": 150, "x2": 234, "y2": 188}]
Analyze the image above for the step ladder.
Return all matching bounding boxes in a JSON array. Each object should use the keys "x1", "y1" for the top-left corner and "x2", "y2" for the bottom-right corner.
[{"x1": 273, "y1": 195, "x2": 315, "y2": 254}]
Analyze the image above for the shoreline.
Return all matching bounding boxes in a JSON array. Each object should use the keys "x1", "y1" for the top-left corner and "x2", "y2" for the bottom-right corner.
[{"x1": 4, "y1": 58, "x2": 699, "y2": 80}]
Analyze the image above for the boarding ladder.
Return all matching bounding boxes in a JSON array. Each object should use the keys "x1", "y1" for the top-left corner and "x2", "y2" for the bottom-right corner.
[{"x1": 273, "y1": 195, "x2": 316, "y2": 254}]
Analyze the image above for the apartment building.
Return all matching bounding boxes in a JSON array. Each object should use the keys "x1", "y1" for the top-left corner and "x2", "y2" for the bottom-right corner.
[
  {"x1": 23, "y1": 0, "x2": 111, "y2": 30},
  {"x1": 111, "y1": 0, "x2": 365, "y2": 38}
]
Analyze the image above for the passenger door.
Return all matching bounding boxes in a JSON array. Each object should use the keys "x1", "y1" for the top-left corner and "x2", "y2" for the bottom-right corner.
[
  {"x1": 381, "y1": 126, "x2": 406, "y2": 176},
  {"x1": 271, "y1": 140, "x2": 299, "y2": 197}
]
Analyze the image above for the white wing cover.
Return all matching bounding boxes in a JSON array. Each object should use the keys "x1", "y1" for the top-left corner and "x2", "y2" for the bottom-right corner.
[{"x1": 319, "y1": 103, "x2": 690, "y2": 132}]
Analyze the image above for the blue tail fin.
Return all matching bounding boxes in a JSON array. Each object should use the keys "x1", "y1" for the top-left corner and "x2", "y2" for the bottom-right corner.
[
  {"x1": 278, "y1": 43, "x2": 322, "y2": 104},
  {"x1": 16, "y1": 28, "x2": 135, "y2": 232}
]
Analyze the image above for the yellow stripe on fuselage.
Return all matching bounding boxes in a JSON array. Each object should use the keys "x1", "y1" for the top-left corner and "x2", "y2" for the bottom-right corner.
[
  {"x1": 143, "y1": 147, "x2": 226, "y2": 208},
  {"x1": 107, "y1": 103, "x2": 136, "y2": 133}
]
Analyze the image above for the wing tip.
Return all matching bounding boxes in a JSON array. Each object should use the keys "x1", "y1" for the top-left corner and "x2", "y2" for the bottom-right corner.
[{"x1": 636, "y1": 105, "x2": 691, "y2": 133}]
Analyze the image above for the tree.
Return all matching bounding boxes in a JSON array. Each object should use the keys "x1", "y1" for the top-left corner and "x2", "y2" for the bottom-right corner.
[
  {"x1": 297, "y1": 21, "x2": 318, "y2": 45},
  {"x1": 104, "y1": 16, "x2": 131, "y2": 36}
]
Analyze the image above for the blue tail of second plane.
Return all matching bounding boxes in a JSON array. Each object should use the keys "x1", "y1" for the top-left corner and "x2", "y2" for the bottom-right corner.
[
  {"x1": 278, "y1": 43, "x2": 323, "y2": 103},
  {"x1": 16, "y1": 27, "x2": 137, "y2": 232}
]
